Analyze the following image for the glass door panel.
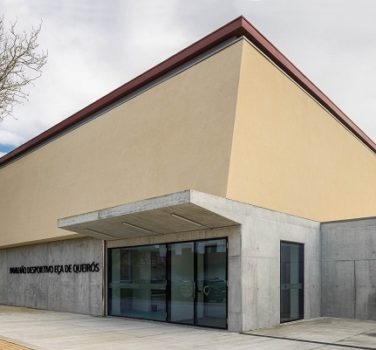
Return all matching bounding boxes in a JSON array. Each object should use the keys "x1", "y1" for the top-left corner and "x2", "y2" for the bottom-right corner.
[
  {"x1": 196, "y1": 239, "x2": 227, "y2": 328},
  {"x1": 108, "y1": 244, "x2": 167, "y2": 321},
  {"x1": 168, "y1": 242, "x2": 194, "y2": 324},
  {"x1": 280, "y1": 241, "x2": 304, "y2": 323}
]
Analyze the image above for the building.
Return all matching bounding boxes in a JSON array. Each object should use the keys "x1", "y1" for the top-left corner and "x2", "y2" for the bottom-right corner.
[{"x1": 0, "y1": 16, "x2": 375, "y2": 332}]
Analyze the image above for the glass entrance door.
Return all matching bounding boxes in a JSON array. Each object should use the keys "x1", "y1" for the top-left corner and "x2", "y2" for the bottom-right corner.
[
  {"x1": 196, "y1": 239, "x2": 227, "y2": 328},
  {"x1": 280, "y1": 241, "x2": 304, "y2": 323},
  {"x1": 109, "y1": 238, "x2": 227, "y2": 329},
  {"x1": 168, "y1": 242, "x2": 195, "y2": 325}
]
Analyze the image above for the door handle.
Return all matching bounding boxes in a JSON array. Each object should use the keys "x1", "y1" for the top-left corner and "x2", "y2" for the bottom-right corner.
[
  {"x1": 202, "y1": 285, "x2": 209, "y2": 296},
  {"x1": 192, "y1": 281, "x2": 196, "y2": 298}
]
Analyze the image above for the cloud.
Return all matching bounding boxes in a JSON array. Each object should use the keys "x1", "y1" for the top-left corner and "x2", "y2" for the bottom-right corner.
[{"x1": 0, "y1": 130, "x2": 24, "y2": 147}]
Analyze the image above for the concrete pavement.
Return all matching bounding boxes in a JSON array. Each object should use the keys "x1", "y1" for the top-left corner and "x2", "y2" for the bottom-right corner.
[
  {"x1": 0, "y1": 306, "x2": 375, "y2": 349},
  {"x1": 247, "y1": 317, "x2": 376, "y2": 349}
]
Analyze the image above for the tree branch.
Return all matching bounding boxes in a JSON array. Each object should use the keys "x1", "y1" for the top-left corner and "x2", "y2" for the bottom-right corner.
[{"x1": 0, "y1": 18, "x2": 47, "y2": 120}]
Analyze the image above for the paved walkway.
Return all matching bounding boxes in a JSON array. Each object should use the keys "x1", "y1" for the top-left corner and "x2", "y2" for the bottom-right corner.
[
  {"x1": 247, "y1": 317, "x2": 376, "y2": 349},
  {"x1": 0, "y1": 306, "x2": 376, "y2": 349}
]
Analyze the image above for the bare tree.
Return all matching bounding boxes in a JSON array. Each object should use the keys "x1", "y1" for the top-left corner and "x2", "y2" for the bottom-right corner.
[{"x1": 0, "y1": 18, "x2": 47, "y2": 120}]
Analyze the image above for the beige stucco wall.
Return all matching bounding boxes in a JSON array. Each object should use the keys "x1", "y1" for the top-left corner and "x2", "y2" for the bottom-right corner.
[
  {"x1": 227, "y1": 39, "x2": 376, "y2": 221},
  {"x1": 2, "y1": 37, "x2": 376, "y2": 247},
  {"x1": 0, "y1": 41, "x2": 243, "y2": 247}
]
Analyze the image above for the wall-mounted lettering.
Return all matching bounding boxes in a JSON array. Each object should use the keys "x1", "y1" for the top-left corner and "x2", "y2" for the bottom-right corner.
[{"x1": 9, "y1": 262, "x2": 100, "y2": 275}]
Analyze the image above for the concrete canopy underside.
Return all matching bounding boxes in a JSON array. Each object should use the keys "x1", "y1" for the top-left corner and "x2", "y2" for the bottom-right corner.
[{"x1": 58, "y1": 190, "x2": 239, "y2": 240}]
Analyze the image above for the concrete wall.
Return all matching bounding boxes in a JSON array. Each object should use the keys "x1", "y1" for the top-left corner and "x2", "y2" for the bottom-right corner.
[
  {"x1": 227, "y1": 39, "x2": 376, "y2": 222},
  {"x1": 321, "y1": 218, "x2": 376, "y2": 320},
  {"x1": 0, "y1": 237, "x2": 104, "y2": 316},
  {"x1": 240, "y1": 209, "x2": 321, "y2": 330},
  {"x1": 182, "y1": 192, "x2": 322, "y2": 331},
  {"x1": 0, "y1": 188, "x2": 322, "y2": 331}
]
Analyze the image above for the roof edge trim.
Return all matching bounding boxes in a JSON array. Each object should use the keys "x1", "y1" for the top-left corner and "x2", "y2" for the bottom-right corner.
[{"x1": 1, "y1": 16, "x2": 375, "y2": 167}]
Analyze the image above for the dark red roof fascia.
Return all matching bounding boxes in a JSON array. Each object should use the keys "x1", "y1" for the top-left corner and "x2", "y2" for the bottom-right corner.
[{"x1": 1, "y1": 16, "x2": 375, "y2": 167}]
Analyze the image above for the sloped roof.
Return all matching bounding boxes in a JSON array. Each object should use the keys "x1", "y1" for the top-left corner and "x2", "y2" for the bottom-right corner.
[{"x1": 1, "y1": 16, "x2": 375, "y2": 167}]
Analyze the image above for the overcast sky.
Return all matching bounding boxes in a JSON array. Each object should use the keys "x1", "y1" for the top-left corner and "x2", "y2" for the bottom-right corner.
[{"x1": 1, "y1": 0, "x2": 376, "y2": 157}]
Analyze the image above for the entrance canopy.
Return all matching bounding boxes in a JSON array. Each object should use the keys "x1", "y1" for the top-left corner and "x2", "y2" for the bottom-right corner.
[{"x1": 58, "y1": 190, "x2": 239, "y2": 240}]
